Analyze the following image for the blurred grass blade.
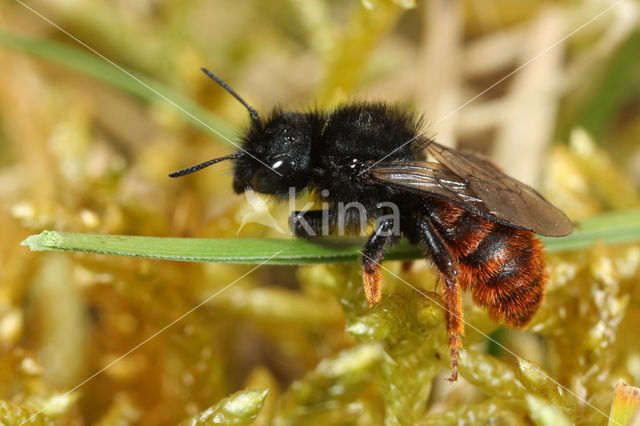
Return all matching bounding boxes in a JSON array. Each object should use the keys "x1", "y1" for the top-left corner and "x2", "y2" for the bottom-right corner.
[
  {"x1": 20, "y1": 209, "x2": 640, "y2": 264},
  {"x1": 609, "y1": 380, "x2": 640, "y2": 426},
  {"x1": 546, "y1": 208, "x2": 640, "y2": 252},
  {"x1": 0, "y1": 30, "x2": 236, "y2": 141}
]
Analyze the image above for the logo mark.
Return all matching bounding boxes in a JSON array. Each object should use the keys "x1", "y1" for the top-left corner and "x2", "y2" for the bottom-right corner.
[{"x1": 236, "y1": 190, "x2": 286, "y2": 235}]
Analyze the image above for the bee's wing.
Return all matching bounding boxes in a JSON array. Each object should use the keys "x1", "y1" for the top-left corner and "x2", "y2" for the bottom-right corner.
[{"x1": 369, "y1": 142, "x2": 572, "y2": 237}]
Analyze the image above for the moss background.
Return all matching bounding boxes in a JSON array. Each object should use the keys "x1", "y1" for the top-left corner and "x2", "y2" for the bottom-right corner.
[{"x1": 1, "y1": 0, "x2": 640, "y2": 424}]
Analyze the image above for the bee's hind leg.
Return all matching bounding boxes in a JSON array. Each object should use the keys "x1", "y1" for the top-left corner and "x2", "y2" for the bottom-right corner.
[
  {"x1": 361, "y1": 218, "x2": 399, "y2": 306},
  {"x1": 415, "y1": 216, "x2": 463, "y2": 382}
]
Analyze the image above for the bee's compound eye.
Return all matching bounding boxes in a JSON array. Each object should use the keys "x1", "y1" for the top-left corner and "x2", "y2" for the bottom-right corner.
[{"x1": 270, "y1": 156, "x2": 295, "y2": 175}]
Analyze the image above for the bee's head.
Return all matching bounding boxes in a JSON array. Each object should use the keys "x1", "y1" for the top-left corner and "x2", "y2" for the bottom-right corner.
[
  {"x1": 169, "y1": 69, "x2": 320, "y2": 196},
  {"x1": 232, "y1": 110, "x2": 321, "y2": 195}
]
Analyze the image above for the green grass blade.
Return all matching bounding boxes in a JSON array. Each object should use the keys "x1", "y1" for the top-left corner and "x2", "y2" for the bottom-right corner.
[
  {"x1": 20, "y1": 231, "x2": 419, "y2": 264},
  {"x1": 0, "y1": 30, "x2": 236, "y2": 141},
  {"x1": 20, "y1": 209, "x2": 640, "y2": 264}
]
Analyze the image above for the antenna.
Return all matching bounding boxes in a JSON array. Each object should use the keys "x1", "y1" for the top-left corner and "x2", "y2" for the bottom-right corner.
[
  {"x1": 168, "y1": 153, "x2": 243, "y2": 177},
  {"x1": 201, "y1": 68, "x2": 259, "y2": 123}
]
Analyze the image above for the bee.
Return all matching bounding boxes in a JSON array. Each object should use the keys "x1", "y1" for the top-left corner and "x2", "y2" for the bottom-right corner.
[{"x1": 170, "y1": 68, "x2": 573, "y2": 381}]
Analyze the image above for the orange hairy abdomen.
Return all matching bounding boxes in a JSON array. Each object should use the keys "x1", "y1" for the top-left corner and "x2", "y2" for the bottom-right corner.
[{"x1": 430, "y1": 200, "x2": 547, "y2": 328}]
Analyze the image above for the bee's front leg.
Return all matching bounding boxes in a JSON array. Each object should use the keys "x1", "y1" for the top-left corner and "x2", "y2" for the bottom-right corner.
[{"x1": 361, "y1": 218, "x2": 398, "y2": 306}]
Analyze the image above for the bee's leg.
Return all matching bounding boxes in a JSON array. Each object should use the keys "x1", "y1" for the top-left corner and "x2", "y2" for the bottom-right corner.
[
  {"x1": 289, "y1": 210, "x2": 325, "y2": 237},
  {"x1": 416, "y1": 217, "x2": 463, "y2": 382},
  {"x1": 361, "y1": 218, "x2": 398, "y2": 306}
]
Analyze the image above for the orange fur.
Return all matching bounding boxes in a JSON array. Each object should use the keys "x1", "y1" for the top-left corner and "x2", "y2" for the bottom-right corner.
[
  {"x1": 440, "y1": 276, "x2": 464, "y2": 381},
  {"x1": 363, "y1": 266, "x2": 383, "y2": 307}
]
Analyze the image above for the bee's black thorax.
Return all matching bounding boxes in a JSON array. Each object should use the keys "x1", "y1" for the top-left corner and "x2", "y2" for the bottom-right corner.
[{"x1": 305, "y1": 103, "x2": 425, "y2": 230}]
